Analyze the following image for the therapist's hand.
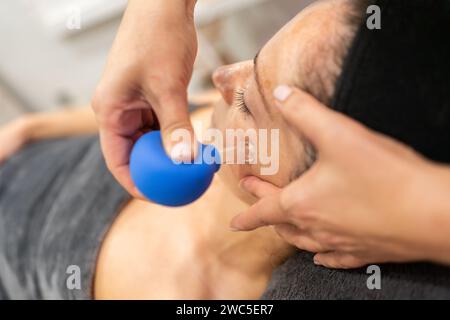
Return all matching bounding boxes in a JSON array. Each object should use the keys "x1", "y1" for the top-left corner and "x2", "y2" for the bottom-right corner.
[
  {"x1": 231, "y1": 86, "x2": 450, "y2": 269},
  {"x1": 92, "y1": 0, "x2": 198, "y2": 197}
]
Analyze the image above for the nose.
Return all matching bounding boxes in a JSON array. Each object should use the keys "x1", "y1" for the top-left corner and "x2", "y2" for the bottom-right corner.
[
  {"x1": 212, "y1": 61, "x2": 252, "y2": 105},
  {"x1": 212, "y1": 65, "x2": 228, "y2": 88},
  {"x1": 212, "y1": 65, "x2": 235, "y2": 105}
]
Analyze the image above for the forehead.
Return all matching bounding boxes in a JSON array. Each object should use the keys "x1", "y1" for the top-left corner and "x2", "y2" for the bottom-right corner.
[{"x1": 255, "y1": 1, "x2": 341, "y2": 107}]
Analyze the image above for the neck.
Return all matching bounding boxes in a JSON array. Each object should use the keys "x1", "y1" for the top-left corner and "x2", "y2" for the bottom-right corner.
[{"x1": 188, "y1": 177, "x2": 291, "y2": 278}]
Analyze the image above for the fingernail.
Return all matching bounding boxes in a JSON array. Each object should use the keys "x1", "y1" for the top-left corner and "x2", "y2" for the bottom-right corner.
[
  {"x1": 313, "y1": 258, "x2": 322, "y2": 266},
  {"x1": 171, "y1": 142, "x2": 192, "y2": 162},
  {"x1": 273, "y1": 85, "x2": 292, "y2": 102}
]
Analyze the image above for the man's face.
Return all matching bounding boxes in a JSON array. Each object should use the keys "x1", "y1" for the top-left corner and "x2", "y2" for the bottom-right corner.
[{"x1": 209, "y1": 0, "x2": 349, "y2": 203}]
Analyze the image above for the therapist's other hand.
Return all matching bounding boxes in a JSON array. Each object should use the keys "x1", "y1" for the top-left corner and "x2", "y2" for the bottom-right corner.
[
  {"x1": 92, "y1": 0, "x2": 198, "y2": 197},
  {"x1": 231, "y1": 86, "x2": 450, "y2": 269}
]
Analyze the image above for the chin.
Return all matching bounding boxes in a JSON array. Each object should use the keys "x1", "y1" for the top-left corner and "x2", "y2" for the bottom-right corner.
[{"x1": 218, "y1": 167, "x2": 257, "y2": 205}]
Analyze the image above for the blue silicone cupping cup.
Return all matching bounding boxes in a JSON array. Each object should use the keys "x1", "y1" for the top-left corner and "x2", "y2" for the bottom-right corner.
[{"x1": 130, "y1": 131, "x2": 221, "y2": 207}]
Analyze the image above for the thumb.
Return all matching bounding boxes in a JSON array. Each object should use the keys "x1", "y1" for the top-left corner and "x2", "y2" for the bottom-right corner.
[
  {"x1": 239, "y1": 176, "x2": 281, "y2": 199},
  {"x1": 273, "y1": 85, "x2": 355, "y2": 152},
  {"x1": 150, "y1": 92, "x2": 197, "y2": 162}
]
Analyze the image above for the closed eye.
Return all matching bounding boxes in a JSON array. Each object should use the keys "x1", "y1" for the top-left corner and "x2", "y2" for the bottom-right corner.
[{"x1": 234, "y1": 88, "x2": 251, "y2": 115}]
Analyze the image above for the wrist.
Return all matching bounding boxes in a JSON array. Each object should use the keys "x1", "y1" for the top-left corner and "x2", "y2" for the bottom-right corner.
[
  {"x1": 403, "y1": 162, "x2": 450, "y2": 265},
  {"x1": 423, "y1": 164, "x2": 450, "y2": 265},
  {"x1": 128, "y1": 0, "x2": 196, "y2": 20}
]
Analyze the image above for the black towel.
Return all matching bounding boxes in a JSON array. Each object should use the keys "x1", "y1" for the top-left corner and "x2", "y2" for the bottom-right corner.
[
  {"x1": 332, "y1": 0, "x2": 450, "y2": 163},
  {"x1": 262, "y1": 0, "x2": 450, "y2": 300}
]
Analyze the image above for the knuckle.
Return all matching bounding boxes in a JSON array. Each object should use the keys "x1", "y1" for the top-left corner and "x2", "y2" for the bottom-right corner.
[
  {"x1": 326, "y1": 236, "x2": 342, "y2": 247},
  {"x1": 297, "y1": 208, "x2": 317, "y2": 224},
  {"x1": 143, "y1": 76, "x2": 186, "y2": 102},
  {"x1": 316, "y1": 233, "x2": 342, "y2": 249},
  {"x1": 279, "y1": 188, "x2": 298, "y2": 217},
  {"x1": 280, "y1": 186, "x2": 316, "y2": 224},
  {"x1": 91, "y1": 88, "x2": 104, "y2": 113},
  {"x1": 258, "y1": 215, "x2": 270, "y2": 227},
  {"x1": 91, "y1": 85, "x2": 117, "y2": 118}
]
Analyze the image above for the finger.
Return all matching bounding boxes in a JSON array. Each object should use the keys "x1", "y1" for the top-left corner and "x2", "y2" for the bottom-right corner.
[
  {"x1": 273, "y1": 85, "x2": 358, "y2": 151},
  {"x1": 239, "y1": 176, "x2": 281, "y2": 198},
  {"x1": 274, "y1": 224, "x2": 329, "y2": 253},
  {"x1": 313, "y1": 252, "x2": 367, "y2": 269},
  {"x1": 99, "y1": 129, "x2": 143, "y2": 199},
  {"x1": 230, "y1": 193, "x2": 288, "y2": 231},
  {"x1": 144, "y1": 89, "x2": 197, "y2": 162}
]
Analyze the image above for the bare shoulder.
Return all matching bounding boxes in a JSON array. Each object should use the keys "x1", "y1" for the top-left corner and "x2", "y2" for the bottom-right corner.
[{"x1": 94, "y1": 199, "x2": 210, "y2": 299}]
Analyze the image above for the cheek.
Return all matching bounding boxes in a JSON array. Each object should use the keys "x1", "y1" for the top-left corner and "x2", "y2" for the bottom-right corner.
[
  {"x1": 222, "y1": 115, "x2": 257, "y2": 180},
  {"x1": 211, "y1": 101, "x2": 301, "y2": 200},
  {"x1": 246, "y1": 127, "x2": 303, "y2": 188},
  {"x1": 264, "y1": 130, "x2": 307, "y2": 187},
  {"x1": 212, "y1": 105, "x2": 259, "y2": 197},
  {"x1": 211, "y1": 100, "x2": 227, "y2": 130},
  {"x1": 217, "y1": 122, "x2": 285, "y2": 205}
]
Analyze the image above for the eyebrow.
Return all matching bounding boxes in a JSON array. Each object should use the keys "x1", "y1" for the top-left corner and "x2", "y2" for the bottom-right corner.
[{"x1": 253, "y1": 50, "x2": 271, "y2": 113}]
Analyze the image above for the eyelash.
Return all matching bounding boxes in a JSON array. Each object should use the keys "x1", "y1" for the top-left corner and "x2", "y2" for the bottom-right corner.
[{"x1": 234, "y1": 88, "x2": 251, "y2": 115}]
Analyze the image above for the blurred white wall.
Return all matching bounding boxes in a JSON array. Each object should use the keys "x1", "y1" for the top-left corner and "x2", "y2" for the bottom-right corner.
[
  {"x1": 0, "y1": 0, "x2": 123, "y2": 112},
  {"x1": 0, "y1": 0, "x2": 313, "y2": 122}
]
